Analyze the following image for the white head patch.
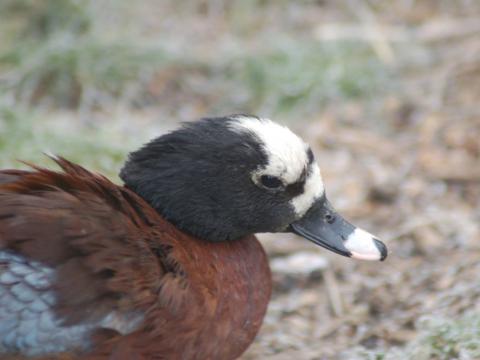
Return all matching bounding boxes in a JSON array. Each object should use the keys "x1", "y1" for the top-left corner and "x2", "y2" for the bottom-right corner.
[
  {"x1": 291, "y1": 163, "x2": 324, "y2": 216},
  {"x1": 229, "y1": 116, "x2": 324, "y2": 217}
]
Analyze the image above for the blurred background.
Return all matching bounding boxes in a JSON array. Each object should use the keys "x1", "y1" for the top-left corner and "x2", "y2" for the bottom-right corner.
[{"x1": 0, "y1": 0, "x2": 479, "y2": 359}]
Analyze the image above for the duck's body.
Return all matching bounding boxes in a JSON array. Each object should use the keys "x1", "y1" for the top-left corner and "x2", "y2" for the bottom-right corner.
[
  {"x1": 0, "y1": 115, "x2": 386, "y2": 359},
  {"x1": 0, "y1": 160, "x2": 270, "y2": 359}
]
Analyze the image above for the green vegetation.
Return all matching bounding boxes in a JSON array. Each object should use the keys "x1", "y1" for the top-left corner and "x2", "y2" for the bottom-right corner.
[
  {"x1": 357, "y1": 314, "x2": 480, "y2": 360},
  {"x1": 412, "y1": 315, "x2": 480, "y2": 360},
  {"x1": 224, "y1": 40, "x2": 389, "y2": 117},
  {"x1": 0, "y1": 0, "x2": 392, "y2": 172},
  {"x1": 0, "y1": 0, "x2": 390, "y2": 114},
  {"x1": 0, "y1": 0, "x2": 167, "y2": 109},
  {"x1": 0, "y1": 107, "x2": 130, "y2": 178}
]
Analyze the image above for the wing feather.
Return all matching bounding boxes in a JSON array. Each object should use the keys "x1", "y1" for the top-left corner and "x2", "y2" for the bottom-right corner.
[{"x1": 0, "y1": 159, "x2": 168, "y2": 356}]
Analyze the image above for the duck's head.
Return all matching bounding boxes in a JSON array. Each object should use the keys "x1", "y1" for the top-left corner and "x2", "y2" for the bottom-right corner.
[{"x1": 120, "y1": 115, "x2": 387, "y2": 261}]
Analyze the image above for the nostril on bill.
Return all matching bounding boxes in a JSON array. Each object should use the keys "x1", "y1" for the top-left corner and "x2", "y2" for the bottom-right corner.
[{"x1": 325, "y1": 214, "x2": 335, "y2": 224}]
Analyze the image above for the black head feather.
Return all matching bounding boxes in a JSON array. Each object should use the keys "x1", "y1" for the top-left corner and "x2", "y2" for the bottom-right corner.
[{"x1": 120, "y1": 116, "x2": 298, "y2": 242}]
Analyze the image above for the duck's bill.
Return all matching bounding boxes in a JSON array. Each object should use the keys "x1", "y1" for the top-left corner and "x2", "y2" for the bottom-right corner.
[{"x1": 288, "y1": 196, "x2": 387, "y2": 261}]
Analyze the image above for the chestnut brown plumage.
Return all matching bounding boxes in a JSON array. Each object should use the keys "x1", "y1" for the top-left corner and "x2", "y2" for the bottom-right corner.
[{"x1": 0, "y1": 157, "x2": 271, "y2": 360}]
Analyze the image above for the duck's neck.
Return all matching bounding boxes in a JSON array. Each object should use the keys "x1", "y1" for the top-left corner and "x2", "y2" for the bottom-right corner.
[
  {"x1": 143, "y1": 223, "x2": 272, "y2": 359},
  {"x1": 193, "y1": 235, "x2": 272, "y2": 359}
]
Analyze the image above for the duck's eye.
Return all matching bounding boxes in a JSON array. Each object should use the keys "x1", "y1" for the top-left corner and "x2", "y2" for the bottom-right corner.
[{"x1": 260, "y1": 175, "x2": 283, "y2": 189}]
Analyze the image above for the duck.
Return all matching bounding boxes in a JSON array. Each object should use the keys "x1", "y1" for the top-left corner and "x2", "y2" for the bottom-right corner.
[{"x1": 0, "y1": 115, "x2": 387, "y2": 360}]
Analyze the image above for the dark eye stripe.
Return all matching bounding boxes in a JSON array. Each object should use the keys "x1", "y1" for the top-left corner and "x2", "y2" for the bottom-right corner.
[
  {"x1": 286, "y1": 160, "x2": 311, "y2": 196},
  {"x1": 307, "y1": 148, "x2": 314, "y2": 164},
  {"x1": 285, "y1": 179, "x2": 305, "y2": 197}
]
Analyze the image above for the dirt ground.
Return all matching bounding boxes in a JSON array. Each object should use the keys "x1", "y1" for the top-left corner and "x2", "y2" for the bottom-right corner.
[
  {"x1": 243, "y1": 107, "x2": 480, "y2": 358},
  {"x1": 241, "y1": 3, "x2": 480, "y2": 357}
]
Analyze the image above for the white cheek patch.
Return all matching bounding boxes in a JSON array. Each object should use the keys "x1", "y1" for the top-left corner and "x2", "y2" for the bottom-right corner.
[
  {"x1": 291, "y1": 164, "x2": 325, "y2": 217},
  {"x1": 344, "y1": 228, "x2": 383, "y2": 261}
]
